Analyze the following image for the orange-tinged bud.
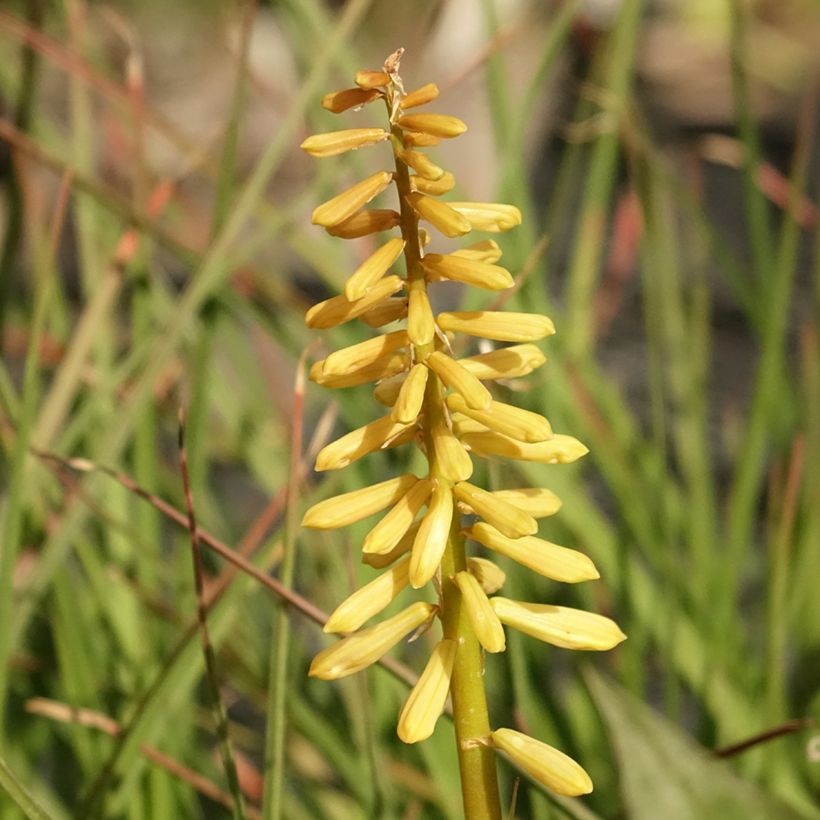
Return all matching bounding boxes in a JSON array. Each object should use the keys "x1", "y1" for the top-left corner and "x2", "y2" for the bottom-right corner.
[
  {"x1": 312, "y1": 171, "x2": 393, "y2": 227},
  {"x1": 322, "y1": 87, "x2": 380, "y2": 113},
  {"x1": 408, "y1": 289, "x2": 435, "y2": 346},
  {"x1": 400, "y1": 82, "x2": 440, "y2": 110},
  {"x1": 356, "y1": 69, "x2": 391, "y2": 89},
  {"x1": 325, "y1": 208, "x2": 400, "y2": 239},
  {"x1": 301, "y1": 128, "x2": 389, "y2": 158},
  {"x1": 403, "y1": 131, "x2": 442, "y2": 147},
  {"x1": 406, "y1": 192, "x2": 471, "y2": 238},
  {"x1": 398, "y1": 149, "x2": 444, "y2": 181},
  {"x1": 398, "y1": 113, "x2": 467, "y2": 138},
  {"x1": 359, "y1": 297, "x2": 408, "y2": 328},
  {"x1": 392, "y1": 363, "x2": 428, "y2": 424},
  {"x1": 411, "y1": 172, "x2": 456, "y2": 196},
  {"x1": 322, "y1": 330, "x2": 409, "y2": 376},
  {"x1": 421, "y1": 253, "x2": 513, "y2": 291}
]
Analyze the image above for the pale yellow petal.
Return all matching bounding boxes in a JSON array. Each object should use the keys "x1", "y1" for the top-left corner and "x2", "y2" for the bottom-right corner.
[
  {"x1": 398, "y1": 149, "x2": 444, "y2": 181},
  {"x1": 446, "y1": 394, "x2": 552, "y2": 443},
  {"x1": 359, "y1": 297, "x2": 408, "y2": 328},
  {"x1": 446, "y1": 202, "x2": 522, "y2": 232},
  {"x1": 312, "y1": 171, "x2": 393, "y2": 228},
  {"x1": 459, "y1": 344, "x2": 546, "y2": 380},
  {"x1": 309, "y1": 352, "x2": 407, "y2": 389},
  {"x1": 453, "y1": 482, "x2": 537, "y2": 539},
  {"x1": 436, "y1": 311, "x2": 555, "y2": 342},
  {"x1": 344, "y1": 238, "x2": 406, "y2": 301},
  {"x1": 315, "y1": 414, "x2": 415, "y2": 471},
  {"x1": 325, "y1": 209, "x2": 400, "y2": 239},
  {"x1": 430, "y1": 422, "x2": 474, "y2": 482},
  {"x1": 309, "y1": 601, "x2": 436, "y2": 679},
  {"x1": 411, "y1": 172, "x2": 455, "y2": 196},
  {"x1": 489, "y1": 487, "x2": 562, "y2": 518},
  {"x1": 302, "y1": 474, "x2": 419, "y2": 529},
  {"x1": 403, "y1": 131, "x2": 442, "y2": 147},
  {"x1": 398, "y1": 113, "x2": 467, "y2": 138},
  {"x1": 454, "y1": 571, "x2": 505, "y2": 653},
  {"x1": 363, "y1": 479, "x2": 435, "y2": 555},
  {"x1": 491, "y1": 729, "x2": 593, "y2": 797},
  {"x1": 362, "y1": 521, "x2": 420, "y2": 569},
  {"x1": 397, "y1": 639, "x2": 456, "y2": 743},
  {"x1": 392, "y1": 363, "x2": 429, "y2": 423},
  {"x1": 408, "y1": 288, "x2": 435, "y2": 346},
  {"x1": 421, "y1": 254, "x2": 513, "y2": 291},
  {"x1": 322, "y1": 330, "x2": 409, "y2": 377},
  {"x1": 490, "y1": 597, "x2": 626, "y2": 651},
  {"x1": 409, "y1": 481, "x2": 453, "y2": 588},
  {"x1": 373, "y1": 371, "x2": 407, "y2": 406},
  {"x1": 450, "y1": 240, "x2": 503, "y2": 265},
  {"x1": 460, "y1": 432, "x2": 589, "y2": 464},
  {"x1": 466, "y1": 557, "x2": 506, "y2": 595},
  {"x1": 406, "y1": 193, "x2": 471, "y2": 238},
  {"x1": 305, "y1": 275, "x2": 404, "y2": 329},
  {"x1": 425, "y1": 351, "x2": 492, "y2": 410},
  {"x1": 324, "y1": 556, "x2": 411, "y2": 633},
  {"x1": 301, "y1": 128, "x2": 389, "y2": 158},
  {"x1": 466, "y1": 522, "x2": 598, "y2": 583}
]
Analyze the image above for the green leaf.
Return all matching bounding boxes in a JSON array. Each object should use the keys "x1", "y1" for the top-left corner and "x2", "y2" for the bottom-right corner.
[{"x1": 585, "y1": 667, "x2": 817, "y2": 820}]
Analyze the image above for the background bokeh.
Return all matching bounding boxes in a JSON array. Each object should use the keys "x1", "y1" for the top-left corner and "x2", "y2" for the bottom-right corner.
[{"x1": 1, "y1": 0, "x2": 819, "y2": 817}]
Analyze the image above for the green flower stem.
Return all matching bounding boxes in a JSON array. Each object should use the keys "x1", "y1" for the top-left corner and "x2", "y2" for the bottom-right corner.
[{"x1": 390, "y1": 100, "x2": 503, "y2": 820}]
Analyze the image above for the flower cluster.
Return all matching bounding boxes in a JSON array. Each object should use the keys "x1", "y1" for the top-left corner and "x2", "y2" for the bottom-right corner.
[{"x1": 301, "y1": 49, "x2": 625, "y2": 799}]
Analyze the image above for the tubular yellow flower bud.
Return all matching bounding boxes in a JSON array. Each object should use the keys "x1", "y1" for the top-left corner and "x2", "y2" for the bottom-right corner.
[
  {"x1": 363, "y1": 478, "x2": 435, "y2": 555},
  {"x1": 459, "y1": 344, "x2": 546, "y2": 380},
  {"x1": 447, "y1": 202, "x2": 522, "y2": 232},
  {"x1": 324, "y1": 556, "x2": 412, "y2": 633},
  {"x1": 406, "y1": 192, "x2": 471, "y2": 238},
  {"x1": 355, "y1": 69, "x2": 391, "y2": 89},
  {"x1": 430, "y1": 422, "x2": 474, "y2": 482},
  {"x1": 409, "y1": 480, "x2": 453, "y2": 588},
  {"x1": 397, "y1": 639, "x2": 456, "y2": 743},
  {"x1": 408, "y1": 289, "x2": 435, "y2": 346},
  {"x1": 460, "y1": 431, "x2": 589, "y2": 465},
  {"x1": 359, "y1": 298, "x2": 408, "y2": 328},
  {"x1": 453, "y1": 482, "x2": 537, "y2": 539},
  {"x1": 425, "y1": 351, "x2": 491, "y2": 410},
  {"x1": 392, "y1": 363, "x2": 428, "y2": 423},
  {"x1": 363, "y1": 521, "x2": 420, "y2": 569},
  {"x1": 325, "y1": 208, "x2": 401, "y2": 239},
  {"x1": 344, "y1": 238, "x2": 406, "y2": 301},
  {"x1": 309, "y1": 352, "x2": 407, "y2": 389},
  {"x1": 491, "y1": 729, "x2": 593, "y2": 797},
  {"x1": 490, "y1": 598, "x2": 626, "y2": 651},
  {"x1": 446, "y1": 394, "x2": 552, "y2": 444},
  {"x1": 400, "y1": 82, "x2": 440, "y2": 109},
  {"x1": 373, "y1": 371, "x2": 406, "y2": 406},
  {"x1": 312, "y1": 171, "x2": 393, "y2": 228},
  {"x1": 300, "y1": 128, "x2": 389, "y2": 158},
  {"x1": 309, "y1": 601, "x2": 437, "y2": 680},
  {"x1": 466, "y1": 523, "x2": 599, "y2": 583},
  {"x1": 466, "y1": 557, "x2": 506, "y2": 595},
  {"x1": 489, "y1": 487, "x2": 562, "y2": 518},
  {"x1": 411, "y1": 172, "x2": 456, "y2": 196},
  {"x1": 421, "y1": 254, "x2": 513, "y2": 291},
  {"x1": 322, "y1": 87, "x2": 381, "y2": 113},
  {"x1": 305, "y1": 275, "x2": 404, "y2": 329},
  {"x1": 322, "y1": 330, "x2": 409, "y2": 377},
  {"x1": 451, "y1": 240, "x2": 503, "y2": 264},
  {"x1": 302, "y1": 473, "x2": 419, "y2": 530},
  {"x1": 454, "y1": 571, "x2": 505, "y2": 653},
  {"x1": 437, "y1": 311, "x2": 555, "y2": 342},
  {"x1": 398, "y1": 149, "x2": 445, "y2": 181},
  {"x1": 403, "y1": 131, "x2": 442, "y2": 147},
  {"x1": 397, "y1": 113, "x2": 467, "y2": 138},
  {"x1": 315, "y1": 414, "x2": 415, "y2": 471}
]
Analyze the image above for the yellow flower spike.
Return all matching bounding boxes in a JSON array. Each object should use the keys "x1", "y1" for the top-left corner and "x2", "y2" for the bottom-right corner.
[
  {"x1": 315, "y1": 414, "x2": 415, "y2": 472},
  {"x1": 446, "y1": 394, "x2": 553, "y2": 444},
  {"x1": 397, "y1": 638, "x2": 457, "y2": 743},
  {"x1": 397, "y1": 113, "x2": 467, "y2": 138},
  {"x1": 344, "y1": 238, "x2": 406, "y2": 301},
  {"x1": 437, "y1": 310, "x2": 555, "y2": 342},
  {"x1": 459, "y1": 344, "x2": 546, "y2": 380},
  {"x1": 373, "y1": 371, "x2": 407, "y2": 406},
  {"x1": 489, "y1": 487, "x2": 562, "y2": 518},
  {"x1": 300, "y1": 128, "x2": 390, "y2": 158},
  {"x1": 406, "y1": 192, "x2": 471, "y2": 238},
  {"x1": 491, "y1": 729, "x2": 593, "y2": 797},
  {"x1": 400, "y1": 82, "x2": 440, "y2": 110},
  {"x1": 312, "y1": 171, "x2": 393, "y2": 228},
  {"x1": 309, "y1": 352, "x2": 407, "y2": 389},
  {"x1": 408, "y1": 289, "x2": 436, "y2": 346},
  {"x1": 363, "y1": 521, "x2": 420, "y2": 569},
  {"x1": 305, "y1": 274, "x2": 404, "y2": 329},
  {"x1": 325, "y1": 208, "x2": 401, "y2": 239},
  {"x1": 460, "y1": 431, "x2": 590, "y2": 465},
  {"x1": 362, "y1": 478, "x2": 435, "y2": 555},
  {"x1": 454, "y1": 482, "x2": 538, "y2": 539},
  {"x1": 355, "y1": 69, "x2": 391, "y2": 89},
  {"x1": 411, "y1": 172, "x2": 456, "y2": 196},
  {"x1": 397, "y1": 149, "x2": 445, "y2": 181},
  {"x1": 466, "y1": 522, "x2": 599, "y2": 583},
  {"x1": 466, "y1": 557, "x2": 506, "y2": 595},
  {"x1": 322, "y1": 330, "x2": 409, "y2": 377},
  {"x1": 392, "y1": 363, "x2": 429, "y2": 423},
  {"x1": 454, "y1": 571, "x2": 506, "y2": 653},
  {"x1": 425, "y1": 351, "x2": 492, "y2": 411},
  {"x1": 322, "y1": 87, "x2": 381, "y2": 113},
  {"x1": 490, "y1": 597, "x2": 627, "y2": 651},
  {"x1": 421, "y1": 253, "x2": 513, "y2": 292},
  {"x1": 447, "y1": 202, "x2": 522, "y2": 232},
  {"x1": 302, "y1": 473, "x2": 419, "y2": 530},
  {"x1": 324, "y1": 556, "x2": 412, "y2": 633},
  {"x1": 359, "y1": 297, "x2": 408, "y2": 328},
  {"x1": 403, "y1": 131, "x2": 442, "y2": 147},
  {"x1": 309, "y1": 601, "x2": 437, "y2": 680},
  {"x1": 430, "y1": 422, "x2": 474, "y2": 482},
  {"x1": 409, "y1": 480, "x2": 453, "y2": 588},
  {"x1": 451, "y1": 239, "x2": 503, "y2": 264}
]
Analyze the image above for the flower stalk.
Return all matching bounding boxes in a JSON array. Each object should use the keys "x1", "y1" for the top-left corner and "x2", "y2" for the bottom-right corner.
[{"x1": 299, "y1": 49, "x2": 625, "y2": 817}]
